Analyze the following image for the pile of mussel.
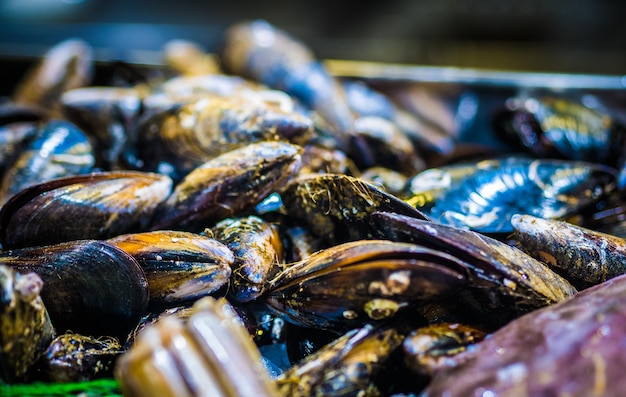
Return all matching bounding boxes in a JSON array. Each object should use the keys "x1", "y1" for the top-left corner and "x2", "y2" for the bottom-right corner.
[{"x1": 2, "y1": 19, "x2": 626, "y2": 397}]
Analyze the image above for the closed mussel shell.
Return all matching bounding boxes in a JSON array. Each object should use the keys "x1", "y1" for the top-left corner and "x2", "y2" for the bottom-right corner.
[
  {"x1": 134, "y1": 94, "x2": 312, "y2": 181},
  {"x1": 0, "y1": 171, "x2": 173, "y2": 249},
  {"x1": 276, "y1": 324, "x2": 405, "y2": 397},
  {"x1": 212, "y1": 215, "x2": 283, "y2": 302},
  {"x1": 512, "y1": 213, "x2": 626, "y2": 289},
  {"x1": 41, "y1": 332, "x2": 124, "y2": 383},
  {"x1": 373, "y1": 212, "x2": 577, "y2": 313},
  {"x1": 61, "y1": 86, "x2": 144, "y2": 169},
  {"x1": 265, "y1": 240, "x2": 467, "y2": 330},
  {"x1": 0, "y1": 119, "x2": 95, "y2": 205},
  {"x1": 281, "y1": 173, "x2": 430, "y2": 245},
  {"x1": 150, "y1": 141, "x2": 303, "y2": 231},
  {"x1": 11, "y1": 38, "x2": 93, "y2": 110},
  {"x1": 0, "y1": 240, "x2": 149, "y2": 340},
  {"x1": 406, "y1": 157, "x2": 617, "y2": 234},
  {"x1": 107, "y1": 230, "x2": 234, "y2": 306}
]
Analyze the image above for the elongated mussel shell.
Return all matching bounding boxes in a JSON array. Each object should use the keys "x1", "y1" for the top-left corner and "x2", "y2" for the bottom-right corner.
[
  {"x1": 107, "y1": 230, "x2": 234, "y2": 306},
  {"x1": 135, "y1": 93, "x2": 312, "y2": 181},
  {"x1": 0, "y1": 240, "x2": 149, "y2": 339},
  {"x1": 353, "y1": 116, "x2": 425, "y2": 175},
  {"x1": 12, "y1": 38, "x2": 93, "y2": 111},
  {"x1": 372, "y1": 213, "x2": 577, "y2": 315},
  {"x1": 150, "y1": 141, "x2": 302, "y2": 231},
  {"x1": 281, "y1": 173, "x2": 429, "y2": 245},
  {"x1": 41, "y1": 332, "x2": 124, "y2": 382},
  {"x1": 277, "y1": 325, "x2": 405, "y2": 397},
  {"x1": 373, "y1": 212, "x2": 577, "y2": 313},
  {"x1": 494, "y1": 96, "x2": 625, "y2": 163},
  {"x1": 0, "y1": 171, "x2": 172, "y2": 249},
  {"x1": 221, "y1": 20, "x2": 354, "y2": 137},
  {"x1": 342, "y1": 80, "x2": 454, "y2": 155},
  {"x1": 116, "y1": 297, "x2": 279, "y2": 397},
  {"x1": 512, "y1": 213, "x2": 626, "y2": 289},
  {"x1": 0, "y1": 119, "x2": 95, "y2": 205},
  {"x1": 0, "y1": 266, "x2": 55, "y2": 383},
  {"x1": 211, "y1": 215, "x2": 283, "y2": 302},
  {"x1": 407, "y1": 157, "x2": 617, "y2": 233},
  {"x1": 264, "y1": 240, "x2": 467, "y2": 330},
  {"x1": 162, "y1": 39, "x2": 221, "y2": 76},
  {"x1": 422, "y1": 272, "x2": 626, "y2": 396}
]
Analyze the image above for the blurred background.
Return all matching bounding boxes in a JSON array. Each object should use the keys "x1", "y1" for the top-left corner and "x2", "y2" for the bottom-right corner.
[{"x1": 1, "y1": 0, "x2": 625, "y2": 75}]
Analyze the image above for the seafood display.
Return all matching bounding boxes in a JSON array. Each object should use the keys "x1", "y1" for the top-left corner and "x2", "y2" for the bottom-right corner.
[{"x1": 1, "y1": 18, "x2": 626, "y2": 397}]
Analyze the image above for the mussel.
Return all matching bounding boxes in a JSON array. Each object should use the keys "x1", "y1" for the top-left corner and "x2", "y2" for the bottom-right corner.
[
  {"x1": 512, "y1": 213, "x2": 626, "y2": 289},
  {"x1": 373, "y1": 212, "x2": 577, "y2": 316},
  {"x1": 0, "y1": 240, "x2": 149, "y2": 339},
  {"x1": 0, "y1": 265, "x2": 55, "y2": 383},
  {"x1": 264, "y1": 239, "x2": 467, "y2": 330},
  {"x1": 0, "y1": 171, "x2": 172, "y2": 249},
  {"x1": 406, "y1": 157, "x2": 617, "y2": 233},
  {"x1": 107, "y1": 230, "x2": 234, "y2": 306},
  {"x1": 149, "y1": 141, "x2": 303, "y2": 231}
]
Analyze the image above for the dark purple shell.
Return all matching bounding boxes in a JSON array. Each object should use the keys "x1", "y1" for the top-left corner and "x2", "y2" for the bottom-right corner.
[{"x1": 423, "y1": 272, "x2": 626, "y2": 396}]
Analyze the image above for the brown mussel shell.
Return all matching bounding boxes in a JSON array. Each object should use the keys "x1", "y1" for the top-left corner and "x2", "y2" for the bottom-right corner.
[
  {"x1": 402, "y1": 322, "x2": 487, "y2": 377},
  {"x1": 107, "y1": 230, "x2": 234, "y2": 306},
  {"x1": 12, "y1": 38, "x2": 93, "y2": 112},
  {"x1": 264, "y1": 239, "x2": 467, "y2": 330},
  {"x1": 281, "y1": 173, "x2": 430, "y2": 245},
  {"x1": 512, "y1": 213, "x2": 626, "y2": 289},
  {"x1": 211, "y1": 215, "x2": 283, "y2": 303},
  {"x1": 0, "y1": 240, "x2": 149, "y2": 340},
  {"x1": 373, "y1": 212, "x2": 578, "y2": 313},
  {"x1": 150, "y1": 141, "x2": 303, "y2": 231},
  {"x1": 134, "y1": 92, "x2": 312, "y2": 181},
  {"x1": 0, "y1": 171, "x2": 173, "y2": 249},
  {"x1": 277, "y1": 325, "x2": 405, "y2": 397}
]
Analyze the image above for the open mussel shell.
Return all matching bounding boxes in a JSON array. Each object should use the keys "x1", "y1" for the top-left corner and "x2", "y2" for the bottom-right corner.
[
  {"x1": 264, "y1": 240, "x2": 467, "y2": 330},
  {"x1": 0, "y1": 171, "x2": 173, "y2": 249},
  {"x1": 0, "y1": 240, "x2": 149, "y2": 340},
  {"x1": 116, "y1": 297, "x2": 278, "y2": 397},
  {"x1": 406, "y1": 156, "x2": 617, "y2": 234},
  {"x1": 0, "y1": 265, "x2": 55, "y2": 383},
  {"x1": 373, "y1": 212, "x2": 577, "y2": 314},
  {"x1": 150, "y1": 141, "x2": 303, "y2": 231},
  {"x1": 281, "y1": 173, "x2": 430, "y2": 245},
  {"x1": 107, "y1": 230, "x2": 234, "y2": 306}
]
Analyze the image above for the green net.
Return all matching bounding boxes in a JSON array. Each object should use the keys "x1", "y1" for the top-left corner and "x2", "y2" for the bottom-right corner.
[{"x1": 0, "y1": 378, "x2": 122, "y2": 397}]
